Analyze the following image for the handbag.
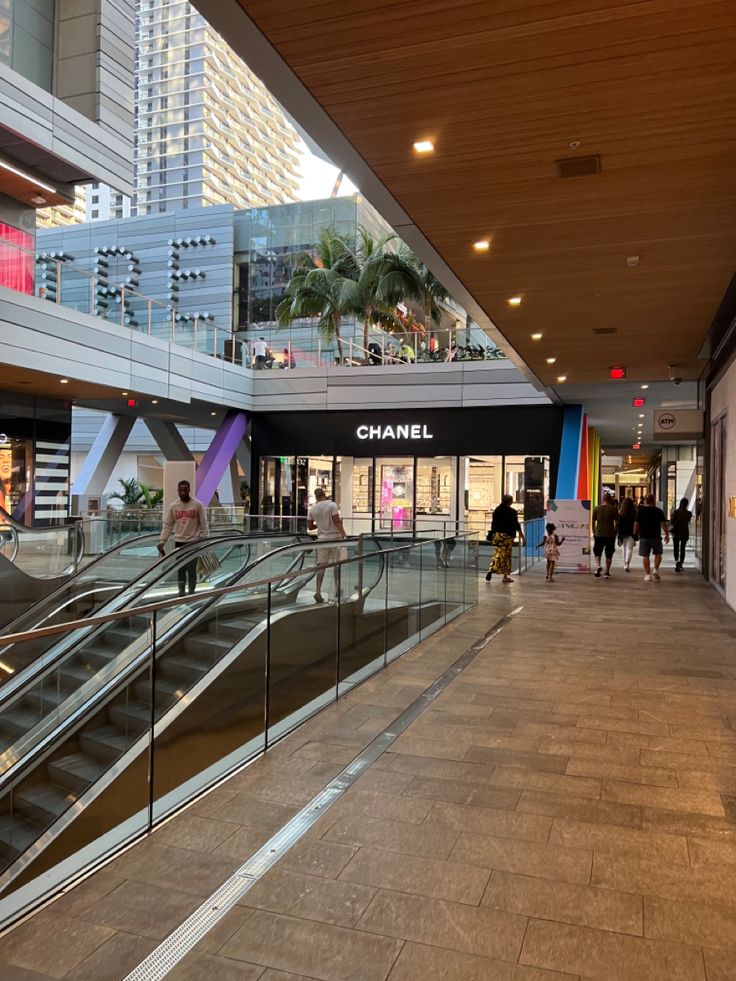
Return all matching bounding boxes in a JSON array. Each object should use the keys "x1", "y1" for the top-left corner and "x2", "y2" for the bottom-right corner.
[{"x1": 197, "y1": 551, "x2": 221, "y2": 581}]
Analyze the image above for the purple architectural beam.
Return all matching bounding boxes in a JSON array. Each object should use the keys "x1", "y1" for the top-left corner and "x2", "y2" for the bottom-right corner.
[{"x1": 195, "y1": 410, "x2": 249, "y2": 506}]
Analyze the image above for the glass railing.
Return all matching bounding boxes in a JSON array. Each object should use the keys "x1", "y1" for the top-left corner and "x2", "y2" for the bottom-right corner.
[{"x1": 0, "y1": 531, "x2": 476, "y2": 928}]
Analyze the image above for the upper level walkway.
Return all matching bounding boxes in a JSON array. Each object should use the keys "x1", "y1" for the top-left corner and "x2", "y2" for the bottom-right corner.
[{"x1": 1, "y1": 558, "x2": 734, "y2": 981}]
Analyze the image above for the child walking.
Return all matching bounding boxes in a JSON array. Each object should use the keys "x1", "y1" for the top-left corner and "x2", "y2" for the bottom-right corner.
[{"x1": 538, "y1": 522, "x2": 565, "y2": 581}]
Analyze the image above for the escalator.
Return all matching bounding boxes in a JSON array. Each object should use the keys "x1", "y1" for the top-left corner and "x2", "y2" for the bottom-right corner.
[
  {"x1": 0, "y1": 536, "x2": 405, "y2": 897},
  {"x1": 0, "y1": 507, "x2": 86, "y2": 627}
]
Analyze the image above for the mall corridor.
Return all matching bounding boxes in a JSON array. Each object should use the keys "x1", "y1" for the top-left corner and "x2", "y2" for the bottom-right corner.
[{"x1": 1, "y1": 562, "x2": 735, "y2": 981}]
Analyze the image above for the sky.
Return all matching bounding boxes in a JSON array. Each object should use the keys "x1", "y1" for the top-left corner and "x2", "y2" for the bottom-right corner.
[{"x1": 296, "y1": 142, "x2": 357, "y2": 201}]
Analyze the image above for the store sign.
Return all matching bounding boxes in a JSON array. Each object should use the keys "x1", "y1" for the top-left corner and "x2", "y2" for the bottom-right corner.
[
  {"x1": 356, "y1": 424, "x2": 434, "y2": 441},
  {"x1": 653, "y1": 409, "x2": 703, "y2": 439}
]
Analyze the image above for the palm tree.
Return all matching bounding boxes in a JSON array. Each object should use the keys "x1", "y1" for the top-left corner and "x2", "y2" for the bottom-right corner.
[
  {"x1": 275, "y1": 227, "x2": 359, "y2": 360},
  {"x1": 409, "y1": 254, "x2": 449, "y2": 332}
]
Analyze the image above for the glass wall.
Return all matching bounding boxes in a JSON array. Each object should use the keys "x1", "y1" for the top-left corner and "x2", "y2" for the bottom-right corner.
[
  {"x1": 0, "y1": 0, "x2": 55, "y2": 92},
  {"x1": 259, "y1": 452, "x2": 550, "y2": 539},
  {"x1": 0, "y1": 223, "x2": 34, "y2": 294}
]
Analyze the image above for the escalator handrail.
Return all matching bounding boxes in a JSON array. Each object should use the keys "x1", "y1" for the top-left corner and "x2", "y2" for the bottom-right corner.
[
  {"x1": 0, "y1": 535, "x2": 342, "y2": 791},
  {"x1": 0, "y1": 531, "x2": 320, "y2": 727},
  {"x1": 0, "y1": 534, "x2": 390, "y2": 798},
  {"x1": 0, "y1": 533, "x2": 433, "y2": 647},
  {"x1": 0, "y1": 534, "x2": 256, "y2": 711}
]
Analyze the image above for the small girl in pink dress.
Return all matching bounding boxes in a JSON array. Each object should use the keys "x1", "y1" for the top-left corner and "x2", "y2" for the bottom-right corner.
[{"x1": 538, "y1": 522, "x2": 565, "y2": 581}]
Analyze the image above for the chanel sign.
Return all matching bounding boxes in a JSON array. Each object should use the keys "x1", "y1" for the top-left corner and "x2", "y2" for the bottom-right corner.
[{"x1": 356, "y1": 424, "x2": 434, "y2": 441}]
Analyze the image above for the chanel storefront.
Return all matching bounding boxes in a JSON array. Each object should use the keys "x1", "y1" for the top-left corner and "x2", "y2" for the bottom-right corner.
[{"x1": 251, "y1": 406, "x2": 565, "y2": 539}]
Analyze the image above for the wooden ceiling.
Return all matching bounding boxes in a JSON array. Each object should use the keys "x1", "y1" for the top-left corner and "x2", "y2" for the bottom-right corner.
[{"x1": 235, "y1": 0, "x2": 736, "y2": 385}]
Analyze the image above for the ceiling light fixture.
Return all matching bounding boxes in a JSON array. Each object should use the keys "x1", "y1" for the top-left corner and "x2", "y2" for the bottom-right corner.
[
  {"x1": 545, "y1": 357, "x2": 556, "y2": 364},
  {"x1": 0, "y1": 158, "x2": 57, "y2": 194},
  {"x1": 473, "y1": 240, "x2": 490, "y2": 252},
  {"x1": 641, "y1": 384, "x2": 649, "y2": 389},
  {"x1": 639, "y1": 414, "x2": 645, "y2": 418},
  {"x1": 413, "y1": 139, "x2": 434, "y2": 154},
  {"x1": 121, "y1": 391, "x2": 128, "y2": 396},
  {"x1": 508, "y1": 296, "x2": 522, "y2": 307},
  {"x1": 210, "y1": 411, "x2": 216, "y2": 416},
  {"x1": 59, "y1": 378, "x2": 69, "y2": 384},
  {"x1": 556, "y1": 375, "x2": 567, "y2": 383},
  {"x1": 30, "y1": 195, "x2": 46, "y2": 205},
  {"x1": 151, "y1": 399, "x2": 158, "y2": 404},
  {"x1": 531, "y1": 332, "x2": 542, "y2": 341}
]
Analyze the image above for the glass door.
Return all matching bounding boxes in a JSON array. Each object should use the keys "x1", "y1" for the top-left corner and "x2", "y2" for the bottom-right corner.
[{"x1": 710, "y1": 415, "x2": 727, "y2": 589}]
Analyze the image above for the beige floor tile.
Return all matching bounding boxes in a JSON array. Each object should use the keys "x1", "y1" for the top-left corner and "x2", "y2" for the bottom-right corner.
[
  {"x1": 489, "y1": 765, "x2": 601, "y2": 799},
  {"x1": 450, "y1": 832, "x2": 592, "y2": 884},
  {"x1": 322, "y1": 813, "x2": 458, "y2": 859},
  {"x1": 276, "y1": 839, "x2": 357, "y2": 879},
  {"x1": 209, "y1": 794, "x2": 302, "y2": 831},
  {"x1": 194, "y1": 907, "x2": 254, "y2": 954},
  {"x1": 338, "y1": 846, "x2": 489, "y2": 904},
  {"x1": 356, "y1": 889, "x2": 526, "y2": 962},
  {"x1": 688, "y1": 837, "x2": 736, "y2": 870},
  {"x1": 151, "y1": 813, "x2": 243, "y2": 853},
  {"x1": 548, "y1": 817, "x2": 690, "y2": 866},
  {"x1": 64, "y1": 932, "x2": 158, "y2": 980},
  {"x1": 592, "y1": 853, "x2": 736, "y2": 910},
  {"x1": 462, "y1": 746, "x2": 570, "y2": 773},
  {"x1": 109, "y1": 840, "x2": 241, "y2": 897},
  {"x1": 520, "y1": 917, "x2": 705, "y2": 980},
  {"x1": 327, "y1": 789, "x2": 433, "y2": 825},
  {"x1": 483, "y1": 869, "x2": 643, "y2": 934},
  {"x1": 212, "y1": 825, "x2": 275, "y2": 862},
  {"x1": 239, "y1": 867, "x2": 375, "y2": 927},
  {"x1": 537, "y1": 738, "x2": 642, "y2": 764},
  {"x1": 166, "y1": 951, "x2": 265, "y2": 980},
  {"x1": 565, "y1": 757, "x2": 678, "y2": 787},
  {"x1": 0, "y1": 914, "x2": 114, "y2": 979},
  {"x1": 702, "y1": 947, "x2": 736, "y2": 981},
  {"x1": 219, "y1": 909, "x2": 402, "y2": 981},
  {"x1": 375, "y1": 752, "x2": 493, "y2": 783},
  {"x1": 424, "y1": 799, "x2": 551, "y2": 842},
  {"x1": 79, "y1": 879, "x2": 200, "y2": 940},
  {"x1": 644, "y1": 894, "x2": 736, "y2": 948},
  {"x1": 402, "y1": 774, "x2": 521, "y2": 809},
  {"x1": 601, "y1": 780, "x2": 726, "y2": 817},
  {"x1": 641, "y1": 806, "x2": 736, "y2": 843},
  {"x1": 386, "y1": 941, "x2": 577, "y2": 981},
  {"x1": 516, "y1": 789, "x2": 642, "y2": 828}
]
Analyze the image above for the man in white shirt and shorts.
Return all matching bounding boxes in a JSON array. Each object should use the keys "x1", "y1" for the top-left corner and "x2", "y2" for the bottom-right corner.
[{"x1": 307, "y1": 487, "x2": 346, "y2": 603}]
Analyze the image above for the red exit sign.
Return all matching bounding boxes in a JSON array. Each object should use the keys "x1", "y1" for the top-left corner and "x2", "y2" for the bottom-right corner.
[
  {"x1": 633, "y1": 397, "x2": 645, "y2": 407},
  {"x1": 610, "y1": 366, "x2": 626, "y2": 380}
]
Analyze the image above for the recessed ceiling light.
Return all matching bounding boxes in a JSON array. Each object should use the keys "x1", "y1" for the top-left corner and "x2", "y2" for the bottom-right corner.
[
  {"x1": 151, "y1": 399, "x2": 158, "y2": 404},
  {"x1": 210, "y1": 411, "x2": 216, "y2": 416},
  {"x1": 545, "y1": 357, "x2": 556, "y2": 364},
  {"x1": 59, "y1": 378, "x2": 69, "y2": 384},
  {"x1": 556, "y1": 375, "x2": 567, "y2": 383},
  {"x1": 639, "y1": 414, "x2": 644, "y2": 418},
  {"x1": 30, "y1": 195, "x2": 46, "y2": 205},
  {"x1": 121, "y1": 391, "x2": 128, "y2": 396},
  {"x1": 641, "y1": 384, "x2": 649, "y2": 389},
  {"x1": 531, "y1": 332, "x2": 543, "y2": 341},
  {"x1": 413, "y1": 139, "x2": 434, "y2": 154},
  {"x1": 473, "y1": 240, "x2": 490, "y2": 252},
  {"x1": 508, "y1": 296, "x2": 522, "y2": 307}
]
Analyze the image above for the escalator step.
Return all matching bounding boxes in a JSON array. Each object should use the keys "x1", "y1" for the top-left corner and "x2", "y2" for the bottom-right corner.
[
  {"x1": 207, "y1": 616, "x2": 262, "y2": 640},
  {"x1": 13, "y1": 782, "x2": 76, "y2": 826},
  {"x1": 80, "y1": 726, "x2": 138, "y2": 763},
  {"x1": 58, "y1": 662, "x2": 95, "y2": 690},
  {"x1": 159, "y1": 656, "x2": 208, "y2": 683},
  {"x1": 108, "y1": 700, "x2": 151, "y2": 734},
  {"x1": 181, "y1": 635, "x2": 233, "y2": 661},
  {"x1": 0, "y1": 814, "x2": 40, "y2": 866},
  {"x1": 47, "y1": 753, "x2": 108, "y2": 794},
  {"x1": 23, "y1": 687, "x2": 67, "y2": 713},
  {"x1": 134, "y1": 677, "x2": 185, "y2": 708},
  {"x1": 0, "y1": 706, "x2": 43, "y2": 740}
]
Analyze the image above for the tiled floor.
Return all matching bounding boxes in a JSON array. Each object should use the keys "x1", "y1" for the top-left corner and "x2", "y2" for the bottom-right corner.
[{"x1": 2, "y1": 559, "x2": 736, "y2": 980}]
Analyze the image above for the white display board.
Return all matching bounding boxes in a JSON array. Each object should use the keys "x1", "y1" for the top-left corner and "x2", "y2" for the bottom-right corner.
[{"x1": 546, "y1": 499, "x2": 591, "y2": 573}]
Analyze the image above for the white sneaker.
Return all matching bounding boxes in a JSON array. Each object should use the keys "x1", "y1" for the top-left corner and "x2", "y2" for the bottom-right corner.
[
  {"x1": 653, "y1": 571, "x2": 661, "y2": 581},
  {"x1": 643, "y1": 574, "x2": 651, "y2": 582}
]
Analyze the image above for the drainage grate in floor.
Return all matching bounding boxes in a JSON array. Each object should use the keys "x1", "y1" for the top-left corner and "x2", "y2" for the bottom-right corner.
[{"x1": 124, "y1": 606, "x2": 522, "y2": 981}]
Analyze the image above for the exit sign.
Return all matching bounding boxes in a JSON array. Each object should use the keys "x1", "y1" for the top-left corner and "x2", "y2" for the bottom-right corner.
[
  {"x1": 610, "y1": 366, "x2": 626, "y2": 380},
  {"x1": 633, "y1": 397, "x2": 645, "y2": 408},
  {"x1": 632, "y1": 442, "x2": 641, "y2": 450}
]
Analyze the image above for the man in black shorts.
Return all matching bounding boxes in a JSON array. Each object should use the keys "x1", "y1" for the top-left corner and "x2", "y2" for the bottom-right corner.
[
  {"x1": 635, "y1": 493, "x2": 670, "y2": 582},
  {"x1": 592, "y1": 492, "x2": 619, "y2": 579}
]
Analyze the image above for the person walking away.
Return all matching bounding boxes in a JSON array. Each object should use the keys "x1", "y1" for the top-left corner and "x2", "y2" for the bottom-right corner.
[
  {"x1": 158, "y1": 480, "x2": 209, "y2": 596},
  {"x1": 617, "y1": 497, "x2": 638, "y2": 572},
  {"x1": 671, "y1": 497, "x2": 692, "y2": 571},
  {"x1": 635, "y1": 494, "x2": 669, "y2": 581},
  {"x1": 537, "y1": 522, "x2": 565, "y2": 581},
  {"x1": 485, "y1": 494, "x2": 526, "y2": 584},
  {"x1": 307, "y1": 487, "x2": 346, "y2": 603},
  {"x1": 592, "y1": 492, "x2": 619, "y2": 579},
  {"x1": 253, "y1": 336, "x2": 268, "y2": 369}
]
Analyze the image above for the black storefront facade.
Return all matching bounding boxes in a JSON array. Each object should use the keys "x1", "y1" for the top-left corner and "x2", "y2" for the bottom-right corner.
[{"x1": 250, "y1": 405, "x2": 565, "y2": 539}]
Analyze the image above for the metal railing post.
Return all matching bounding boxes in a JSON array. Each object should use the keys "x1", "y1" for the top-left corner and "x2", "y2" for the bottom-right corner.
[
  {"x1": 147, "y1": 299, "x2": 152, "y2": 336},
  {"x1": 287, "y1": 339, "x2": 292, "y2": 369},
  {"x1": 317, "y1": 337, "x2": 321, "y2": 367},
  {"x1": 90, "y1": 275, "x2": 96, "y2": 317},
  {"x1": 120, "y1": 287, "x2": 125, "y2": 327},
  {"x1": 55, "y1": 260, "x2": 61, "y2": 304},
  {"x1": 349, "y1": 338, "x2": 353, "y2": 365}
]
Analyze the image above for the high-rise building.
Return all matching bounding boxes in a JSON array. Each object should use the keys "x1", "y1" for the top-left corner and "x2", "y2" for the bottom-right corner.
[{"x1": 134, "y1": 0, "x2": 301, "y2": 215}]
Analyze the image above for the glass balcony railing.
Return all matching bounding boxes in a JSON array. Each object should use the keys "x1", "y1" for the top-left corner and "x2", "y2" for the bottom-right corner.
[{"x1": 0, "y1": 530, "x2": 477, "y2": 929}]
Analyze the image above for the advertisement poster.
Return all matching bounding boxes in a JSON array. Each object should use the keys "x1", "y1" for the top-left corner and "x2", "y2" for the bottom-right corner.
[{"x1": 547, "y1": 499, "x2": 591, "y2": 573}]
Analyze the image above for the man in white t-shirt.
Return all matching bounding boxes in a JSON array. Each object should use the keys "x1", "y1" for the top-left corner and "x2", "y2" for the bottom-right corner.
[
  {"x1": 307, "y1": 487, "x2": 346, "y2": 603},
  {"x1": 253, "y1": 337, "x2": 268, "y2": 370}
]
